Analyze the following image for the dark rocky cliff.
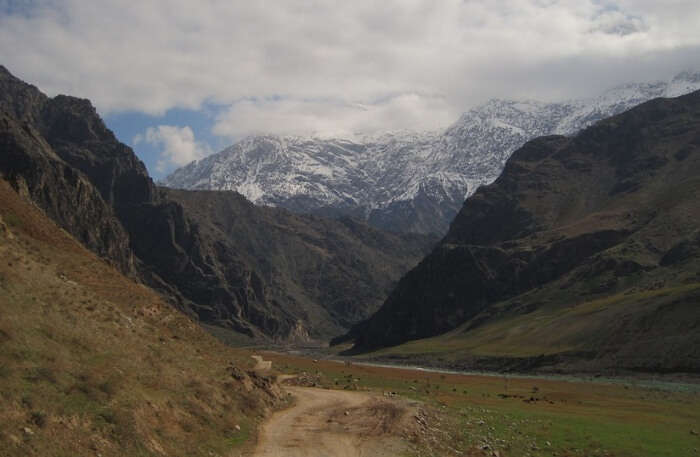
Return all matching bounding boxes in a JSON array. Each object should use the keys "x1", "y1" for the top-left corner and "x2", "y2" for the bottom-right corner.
[
  {"x1": 0, "y1": 66, "x2": 433, "y2": 340},
  {"x1": 0, "y1": 103, "x2": 137, "y2": 276},
  {"x1": 347, "y1": 90, "x2": 700, "y2": 371}
]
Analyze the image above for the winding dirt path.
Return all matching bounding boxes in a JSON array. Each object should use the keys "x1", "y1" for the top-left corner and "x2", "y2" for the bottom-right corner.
[{"x1": 252, "y1": 386, "x2": 415, "y2": 457}]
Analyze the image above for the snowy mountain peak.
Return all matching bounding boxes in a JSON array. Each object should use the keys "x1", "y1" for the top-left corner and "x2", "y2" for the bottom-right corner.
[{"x1": 162, "y1": 72, "x2": 700, "y2": 235}]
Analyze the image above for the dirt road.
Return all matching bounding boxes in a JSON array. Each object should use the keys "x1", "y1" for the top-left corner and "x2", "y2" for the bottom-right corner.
[{"x1": 252, "y1": 386, "x2": 415, "y2": 457}]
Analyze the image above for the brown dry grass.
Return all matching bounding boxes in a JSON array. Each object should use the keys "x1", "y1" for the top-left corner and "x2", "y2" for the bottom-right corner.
[{"x1": 0, "y1": 180, "x2": 282, "y2": 457}]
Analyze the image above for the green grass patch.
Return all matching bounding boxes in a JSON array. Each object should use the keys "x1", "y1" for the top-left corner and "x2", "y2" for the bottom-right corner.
[{"x1": 365, "y1": 282, "x2": 700, "y2": 360}]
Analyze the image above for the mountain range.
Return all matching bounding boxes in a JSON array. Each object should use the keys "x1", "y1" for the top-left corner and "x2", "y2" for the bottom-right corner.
[
  {"x1": 344, "y1": 89, "x2": 700, "y2": 374},
  {"x1": 163, "y1": 71, "x2": 700, "y2": 235},
  {"x1": 2, "y1": 64, "x2": 699, "y2": 375},
  {"x1": 0, "y1": 65, "x2": 432, "y2": 341}
]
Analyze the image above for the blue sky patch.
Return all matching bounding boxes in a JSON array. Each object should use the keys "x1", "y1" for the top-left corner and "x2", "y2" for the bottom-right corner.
[{"x1": 103, "y1": 105, "x2": 231, "y2": 180}]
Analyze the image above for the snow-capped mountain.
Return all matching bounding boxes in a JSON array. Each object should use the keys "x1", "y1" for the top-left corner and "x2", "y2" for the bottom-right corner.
[{"x1": 162, "y1": 71, "x2": 700, "y2": 235}]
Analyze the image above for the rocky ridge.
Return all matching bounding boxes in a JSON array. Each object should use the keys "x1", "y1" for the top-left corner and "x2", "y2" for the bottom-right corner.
[{"x1": 345, "y1": 89, "x2": 700, "y2": 373}]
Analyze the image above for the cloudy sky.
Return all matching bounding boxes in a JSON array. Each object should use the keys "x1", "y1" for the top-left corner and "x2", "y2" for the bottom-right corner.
[{"x1": 2, "y1": 0, "x2": 700, "y2": 178}]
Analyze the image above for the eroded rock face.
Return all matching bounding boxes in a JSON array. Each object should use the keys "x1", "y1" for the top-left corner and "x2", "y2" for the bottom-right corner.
[
  {"x1": 348, "y1": 90, "x2": 700, "y2": 367},
  {"x1": 0, "y1": 110, "x2": 136, "y2": 274},
  {"x1": 0, "y1": 66, "x2": 432, "y2": 340}
]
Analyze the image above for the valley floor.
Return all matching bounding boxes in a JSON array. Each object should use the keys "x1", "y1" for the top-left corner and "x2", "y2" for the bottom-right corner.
[{"x1": 245, "y1": 351, "x2": 700, "y2": 457}]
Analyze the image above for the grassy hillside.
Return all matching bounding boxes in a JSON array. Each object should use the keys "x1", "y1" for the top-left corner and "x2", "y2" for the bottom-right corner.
[
  {"x1": 363, "y1": 280, "x2": 700, "y2": 373},
  {"x1": 0, "y1": 180, "x2": 281, "y2": 457}
]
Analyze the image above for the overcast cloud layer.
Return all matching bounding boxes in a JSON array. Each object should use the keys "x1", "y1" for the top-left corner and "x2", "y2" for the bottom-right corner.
[{"x1": 2, "y1": 0, "x2": 700, "y2": 172}]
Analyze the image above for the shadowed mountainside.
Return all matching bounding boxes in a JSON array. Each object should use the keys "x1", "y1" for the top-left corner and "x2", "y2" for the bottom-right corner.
[
  {"x1": 345, "y1": 90, "x2": 700, "y2": 373},
  {"x1": 163, "y1": 188, "x2": 433, "y2": 338}
]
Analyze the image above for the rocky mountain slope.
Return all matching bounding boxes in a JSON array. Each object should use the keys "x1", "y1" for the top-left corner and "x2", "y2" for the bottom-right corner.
[
  {"x1": 343, "y1": 90, "x2": 700, "y2": 374},
  {"x1": 162, "y1": 188, "x2": 433, "y2": 338},
  {"x1": 163, "y1": 71, "x2": 700, "y2": 235},
  {"x1": 0, "y1": 66, "x2": 432, "y2": 341},
  {"x1": 0, "y1": 178, "x2": 282, "y2": 457}
]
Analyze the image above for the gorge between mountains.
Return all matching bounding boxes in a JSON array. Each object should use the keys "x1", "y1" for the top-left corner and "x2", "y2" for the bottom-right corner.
[
  {"x1": 1, "y1": 64, "x2": 700, "y2": 376},
  {"x1": 3, "y1": 2, "x2": 700, "y2": 455}
]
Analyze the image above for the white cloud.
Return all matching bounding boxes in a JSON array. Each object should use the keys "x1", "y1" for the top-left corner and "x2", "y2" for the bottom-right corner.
[
  {"x1": 134, "y1": 125, "x2": 209, "y2": 172},
  {"x1": 212, "y1": 93, "x2": 453, "y2": 139},
  {"x1": 2, "y1": 0, "x2": 700, "y2": 135}
]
